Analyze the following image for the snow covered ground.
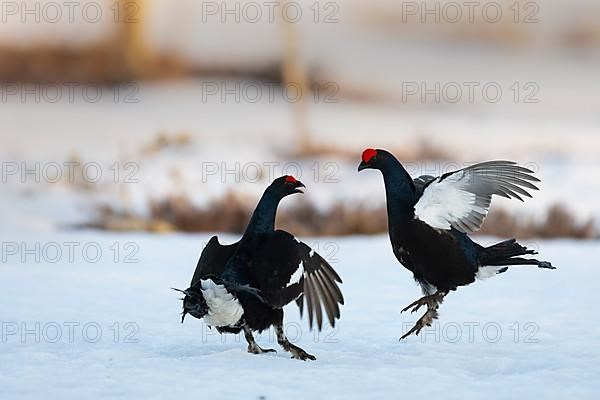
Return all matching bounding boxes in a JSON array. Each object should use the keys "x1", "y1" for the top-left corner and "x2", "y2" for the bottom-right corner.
[
  {"x1": 1, "y1": 1, "x2": 599, "y2": 397},
  {"x1": 1, "y1": 225, "x2": 599, "y2": 399}
]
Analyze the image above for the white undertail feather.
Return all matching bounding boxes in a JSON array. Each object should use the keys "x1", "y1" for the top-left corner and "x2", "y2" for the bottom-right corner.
[
  {"x1": 200, "y1": 279, "x2": 244, "y2": 327},
  {"x1": 475, "y1": 265, "x2": 506, "y2": 280}
]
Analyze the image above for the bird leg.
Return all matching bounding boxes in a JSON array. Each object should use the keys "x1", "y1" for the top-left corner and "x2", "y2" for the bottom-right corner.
[
  {"x1": 400, "y1": 291, "x2": 447, "y2": 340},
  {"x1": 243, "y1": 325, "x2": 276, "y2": 355},
  {"x1": 275, "y1": 322, "x2": 316, "y2": 361}
]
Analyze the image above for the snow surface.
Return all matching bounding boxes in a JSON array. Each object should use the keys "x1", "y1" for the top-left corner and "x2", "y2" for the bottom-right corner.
[
  {"x1": 2, "y1": 2, "x2": 599, "y2": 396},
  {"x1": 1, "y1": 227, "x2": 599, "y2": 399}
]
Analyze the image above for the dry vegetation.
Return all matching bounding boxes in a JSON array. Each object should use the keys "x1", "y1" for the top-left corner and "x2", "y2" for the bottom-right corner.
[
  {"x1": 478, "y1": 205, "x2": 597, "y2": 240},
  {"x1": 0, "y1": 0, "x2": 187, "y2": 82},
  {"x1": 142, "y1": 131, "x2": 193, "y2": 155},
  {"x1": 81, "y1": 193, "x2": 597, "y2": 240}
]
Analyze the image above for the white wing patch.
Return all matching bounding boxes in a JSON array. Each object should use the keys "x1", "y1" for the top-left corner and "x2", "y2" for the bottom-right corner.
[
  {"x1": 413, "y1": 161, "x2": 539, "y2": 233},
  {"x1": 415, "y1": 172, "x2": 487, "y2": 230},
  {"x1": 289, "y1": 264, "x2": 304, "y2": 284},
  {"x1": 200, "y1": 279, "x2": 244, "y2": 327}
]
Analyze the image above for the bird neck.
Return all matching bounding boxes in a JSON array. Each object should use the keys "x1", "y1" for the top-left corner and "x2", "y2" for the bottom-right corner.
[
  {"x1": 380, "y1": 159, "x2": 417, "y2": 224},
  {"x1": 244, "y1": 190, "x2": 281, "y2": 236}
]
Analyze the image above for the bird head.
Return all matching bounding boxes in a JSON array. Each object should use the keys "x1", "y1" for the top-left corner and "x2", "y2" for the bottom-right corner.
[
  {"x1": 358, "y1": 148, "x2": 385, "y2": 172},
  {"x1": 358, "y1": 148, "x2": 415, "y2": 195},
  {"x1": 268, "y1": 175, "x2": 306, "y2": 198}
]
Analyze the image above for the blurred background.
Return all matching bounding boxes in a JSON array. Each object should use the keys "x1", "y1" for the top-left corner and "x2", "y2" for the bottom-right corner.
[
  {"x1": 1, "y1": 0, "x2": 599, "y2": 239},
  {"x1": 3, "y1": 4, "x2": 600, "y2": 397}
]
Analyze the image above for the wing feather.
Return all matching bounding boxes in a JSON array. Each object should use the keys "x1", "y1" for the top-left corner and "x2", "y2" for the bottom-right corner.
[
  {"x1": 313, "y1": 269, "x2": 340, "y2": 323},
  {"x1": 319, "y1": 265, "x2": 344, "y2": 306},
  {"x1": 190, "y1": 236, "x2": 239, "y2": 286},
  {"x1": 306, "y1": 274, "x2": 323, "y2": 329},
  {"x1": 298, "y1": 241, "x2": 344, "y2": 329},
  {"x1": 251, "y1": 231, "x2": 344, "y2": 330},
  {"x1": 414, "y1": 161, "x2": 540, "y2": 233}
]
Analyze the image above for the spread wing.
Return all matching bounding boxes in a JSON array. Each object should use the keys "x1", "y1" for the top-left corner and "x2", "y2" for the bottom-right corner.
[
  {"x1": 190, "y1": 236, "x2": 239, "y2": 286},
  {"x1": 414, "y1": 161, "x2": 540, "y2": 233},
  {"x1": 251, "y1": 230, "x2": 344, "y2": 330}
]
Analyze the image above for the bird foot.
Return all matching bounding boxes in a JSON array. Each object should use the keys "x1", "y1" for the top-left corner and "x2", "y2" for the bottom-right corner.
[
  {"x1": 247, "y1": 343, "x2": 277, "y2": 355},
  {"x1": 399, "y1": 291, "x2": 447, "y2": 340},
  {"x1": 399, "y1": 308, "x2": 439, "y2": 341},
  {"x1": 401, "y1": 292, "x2": 445, "y2": 314},
  {"x1": 243, "y1": 324, "x2": 276, "y2": 355},
  {"x1": 288, "y1": 345, "x2": 316, "y2": 361},
  {"x1": 275, "y1": 322, "x2": 316, "y2": 360}
]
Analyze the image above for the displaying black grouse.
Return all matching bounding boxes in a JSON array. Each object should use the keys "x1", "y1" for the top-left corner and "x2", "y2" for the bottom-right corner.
[
  {"x1": 175, "y1": 175, "x2": 344, "y2": 360},
  {"x1": 358, "y1": 148, "x2": 555, "y2": 340}
]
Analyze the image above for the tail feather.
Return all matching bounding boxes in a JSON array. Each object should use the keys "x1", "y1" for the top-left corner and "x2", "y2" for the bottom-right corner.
[
  {"x1": 480, "y1": 238, "x2": 555, "y2": 269},
  {"x1": 173, "y1": 286, "x2": 208, "y2": 322},
  {"x1": 172, "y1": 288, "x2": 190, "y2": 323}
]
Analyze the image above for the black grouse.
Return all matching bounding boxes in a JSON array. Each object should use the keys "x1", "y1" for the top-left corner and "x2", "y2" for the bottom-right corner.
[
  {"x1": 358, "y1": 148, "x2": 555, "y2": 340},
  {"x1": 175, "y1": 175, "x2": 344, "y2": 360}
]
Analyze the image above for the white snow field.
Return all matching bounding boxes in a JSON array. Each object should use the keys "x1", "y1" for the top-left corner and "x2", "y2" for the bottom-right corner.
[
  {"x1": 1, "y1": 227, "x2": 599, "y2": 400},
  {"x1": 2, "y1": 1, "x2": 599, "y2": 397}
]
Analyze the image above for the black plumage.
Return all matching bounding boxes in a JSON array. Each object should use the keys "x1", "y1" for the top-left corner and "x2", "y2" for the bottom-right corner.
[
  {"x1": 358, "y1": 148, "x2": 555, "y2": 340},
  {"x1": 176, "y1": 175, "x2": 344, "y2": 360}
]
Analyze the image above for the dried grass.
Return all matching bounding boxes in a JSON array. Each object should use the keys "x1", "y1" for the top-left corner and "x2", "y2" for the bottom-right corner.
[
  {"x1": 479, "y1": 205, "x2": 597, "y2": 240},
  {"x1": 81, "y1": 194, "x2": 597, "y2": 240},
  {"x1": 142, "y1": 131, "x2": 193, "y2": 155}
]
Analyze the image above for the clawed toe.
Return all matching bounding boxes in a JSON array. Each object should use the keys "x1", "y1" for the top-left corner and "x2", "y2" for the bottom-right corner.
[
  {"x1": 402, "y1": 293, "x2": 445, "y2": 314},
  {"x1": 399, "y1": 308, "x2": 438, "y2": 340},
  {"x1": 248, "y1": 345, "x2": 277, "y2": 355},
  {"x1": 291, "y1": 350, "x2": 316, "y2": 361},
  {"x1": 400, "y1": 292, "x2": 446, "y2": 340},
  {"x1": 259, "y1": 347, "x2": 277, "y2": 354},
  {"x1": 401, "y1": 299, "x2": 425, "y2": 314},
  {"x1": 275, "y1": 322, "x2": 317, "y2": 361},
  {"x1": 286, "y1": 343, "x2": 316, "y2": 360}
]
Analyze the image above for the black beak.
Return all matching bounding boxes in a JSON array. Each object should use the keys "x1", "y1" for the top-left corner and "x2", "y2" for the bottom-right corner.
[
  {"x1": 293, "y1": 181, "x2": 305, "y2": 194},
  {"x1": 358, "y1": 161, "x2": 369, "y2": 172}
]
